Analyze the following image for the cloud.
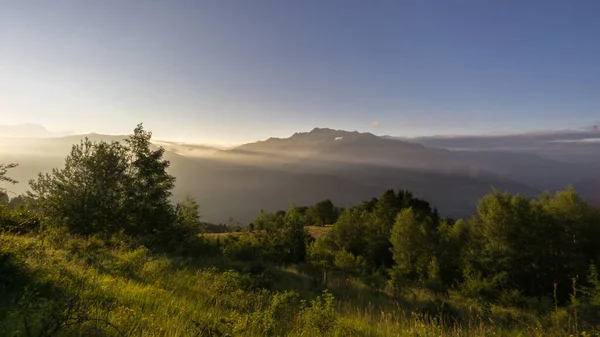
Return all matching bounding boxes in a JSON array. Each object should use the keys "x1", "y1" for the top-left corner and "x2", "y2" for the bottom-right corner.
[
  {"x1": 410, "y1": 124, "x2": 600, "y2": 153},
  {"x1": 370, "y1": 121, "x2": 380, "y2": 127},
  {"x1": 153, "y1": 140, "x2": 228, "y2": 151}
]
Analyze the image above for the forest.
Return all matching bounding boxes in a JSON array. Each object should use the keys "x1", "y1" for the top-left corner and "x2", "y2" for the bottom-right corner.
[{"x1": 1, "y1": 125, "x2": 600, "y2": 336}]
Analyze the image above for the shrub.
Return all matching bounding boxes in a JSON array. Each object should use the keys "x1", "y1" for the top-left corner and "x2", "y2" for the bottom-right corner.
[
  {"x1": 300, "y1": 290, "x2": 338, "y2": 336},
  {"x1": 244, "y1": 291, "x2": 300, "y2": 335}
]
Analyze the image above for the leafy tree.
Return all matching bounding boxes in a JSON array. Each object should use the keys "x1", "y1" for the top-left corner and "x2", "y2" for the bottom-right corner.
[
  {"x1": 436, "y1": 218, "x2": 470, "y2": 285},
  {"x1": 281, "y1": 204, "x2": 310, "y2": 263},
  {"x1": 28, "y1": 124, "x2": 176, "y2": 238},
  {"x1": 583, "y1": 264, "x2": 600, "y2": 306},
  {"x1": 253, "y1": 205, "x2": 311, "y2": 265},
  {"x1": 171, "y1": 196, "x2": 204, "y2": 241},
  {"x1": 390, "y1": 208, "x2": 427, "y2": 279},
  {"x1": 307, "y1": 199, "x2": 337, "y2": 226},
  {"x1": 356, "y1": 197, "x2": 378, "y2": 212},
  {"x1": 328, "y1": 207, "x2": 368, "y2": 258},
  {"x1": 254, "y1": 210, "x2": 284, "y2": 231},
  {"x1": 459, "y1": 187, "x2": 600, "y2": 301},
  {"x1": 333, "y1": 249, "x2": 366, "y2": 274},
  {"x1": 307, "y1": 238, "x2": 335, "y2": 286},
  {"x1": 29, "y1": 139, "x2": 129, "y2": 234},
  {"x1": 124, "y1": 124, "x2": 176, "y2": 236}
]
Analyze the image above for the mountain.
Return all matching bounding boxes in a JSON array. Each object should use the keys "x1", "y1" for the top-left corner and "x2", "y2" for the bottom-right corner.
[
  {"x1": 3, "y1": 127, "x2": 596, "y2": 224},
  {"x1": 0, "y1": 123, "x2": 73, "y2": 138},
  {"x1": 240, "y1": 128, "x2": 599, "y2": 190},
  {"x1": 573, "y1": 176, "x2": 600, "y2": 205},
  {"x1": 214, "y1": 128, "x2": 543, "y2": 216},
  {"x1": 223, "y1": 128, "x2": 598, "y2": 189}
]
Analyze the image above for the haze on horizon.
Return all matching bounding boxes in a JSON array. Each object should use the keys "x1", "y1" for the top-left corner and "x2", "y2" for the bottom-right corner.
[{"x1": 2, "y1": 1, "x2": 600, "y2": 144}]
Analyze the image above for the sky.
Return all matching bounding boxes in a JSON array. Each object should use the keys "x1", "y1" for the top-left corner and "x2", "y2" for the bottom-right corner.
[{"x1": 1, "y1": 0, "x2": 599, "y2": 145}]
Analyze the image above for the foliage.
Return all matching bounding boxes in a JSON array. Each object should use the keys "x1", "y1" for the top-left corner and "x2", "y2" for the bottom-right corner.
[
  {"x1": 28, "y1": 124, "x2": 175, "y2": 238},
  {"x1": 29, "y1": 139, "x2": 129, "y2": 234},
  {"x1": 123, "y1": 124, "x2": 176, "y2": 237},
  {"x1": 0, "y1": 200, "x2": 40, "y2": 233},
  {"x1": 306, "y1": 199, "x2": 338, "y2": 226},
  {"x1": 462, "y1": 188, "x2": 600, "y2": 302},
  {"x1": 299, "y1": 290, "x2": 338, "y2": 336},
  {"x1": 0, "y1": 163, "x2": 18, "y2": 187}
]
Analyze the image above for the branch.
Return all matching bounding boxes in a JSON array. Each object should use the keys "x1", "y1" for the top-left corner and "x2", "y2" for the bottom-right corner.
[{"x1": 0, "y1": 163, "x2": 18, "y2": 184}]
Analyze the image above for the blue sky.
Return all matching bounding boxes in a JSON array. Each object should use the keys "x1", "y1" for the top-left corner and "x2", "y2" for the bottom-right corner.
[{"x1": 1, "y1": 0, "x2": 599, "y2": 144}]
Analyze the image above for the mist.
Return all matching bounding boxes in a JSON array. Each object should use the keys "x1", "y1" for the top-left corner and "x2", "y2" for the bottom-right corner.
[{"x1": 2, "y1": 126, "x2": 598, "y2": 224}]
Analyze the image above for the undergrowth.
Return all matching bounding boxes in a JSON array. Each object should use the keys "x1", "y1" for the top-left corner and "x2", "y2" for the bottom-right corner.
[{"x1": 1, "y1": 231, "x2": 598, "y2": 336}]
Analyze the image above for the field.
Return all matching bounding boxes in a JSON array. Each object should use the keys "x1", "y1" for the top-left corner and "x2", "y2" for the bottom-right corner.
[
  {"x1": 1, "y1": 229, "x2": 593, "y2": 336},
  {"x1": 201, "y1": 225, "x2": 333, "y2": 240}
]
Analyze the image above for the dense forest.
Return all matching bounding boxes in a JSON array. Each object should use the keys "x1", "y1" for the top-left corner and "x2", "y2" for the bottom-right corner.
[{"x1": 1, "y1": 125, "x2": 600, "y2": 336}]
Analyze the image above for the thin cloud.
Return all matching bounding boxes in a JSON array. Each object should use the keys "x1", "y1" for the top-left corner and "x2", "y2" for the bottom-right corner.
[
  {"x1": 411, "y1": 124, "x2": 600, "y2": 151},
  {"x1": 370, "y1": 121, "x2": 380, "y2": 127}
]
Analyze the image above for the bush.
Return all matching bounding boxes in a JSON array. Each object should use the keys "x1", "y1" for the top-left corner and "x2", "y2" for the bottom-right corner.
[
  {"x1": 0, "y1": 203, "x2": 39, "y2": 233},
  {"x1": 244, "y1": 291, "x2": 300, "y2": 335},
  {"x1": 222, "y1": 234, "x2": 262, "y2": 262},
  {"x1": 300, "y1": 290, "x2": 338, "y2": 336}
]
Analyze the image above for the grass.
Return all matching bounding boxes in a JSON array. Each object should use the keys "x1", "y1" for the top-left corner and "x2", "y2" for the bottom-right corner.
[
  {"x1": 0, "y1": 231, "x2": 596, "y2": 336},
  {"x1": 305, "y1": 225, "x2": 333, "y2": 239},
  {"x1": 201, "y1": 225, "x2": 333, "y2": 240}
]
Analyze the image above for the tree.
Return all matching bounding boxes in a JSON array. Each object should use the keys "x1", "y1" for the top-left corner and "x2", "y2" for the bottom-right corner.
[
  {"x1": 254, "y1": 210, "x2": 284, "y2": 231},
  {"x1": 458, "y1": 187, "x2": 600, "y2": 301},
  {"x1": 390, "y1": 208, "x2": 427, "y2": 279},
  {"x1": 307, "y1": 238, "x2": 335, "y2": 287},
  {"x1": 281, "y1": 204, "x2": 310, "y2": 263},
  {"x1": 28, "y1": 124, "x2": 177, "y2": 237},
  {"x1": 329, "y1": 207, "x2": 368, "y2": 258},
  {"x1": 307, "y1": 199, "x2": 337, "y2": 226},
  {"x1": 124, "y1": 124, "x2": 176, "y2": 236},
  {"x1": 29, "y1": 139, "x2": 129, "y2": 234},
  {"x1": 173, "y1": 196, "x2": 204, "y2": 238},
  {"x1": 436, "y1": 218, "x2": 470, "y2": 285}
]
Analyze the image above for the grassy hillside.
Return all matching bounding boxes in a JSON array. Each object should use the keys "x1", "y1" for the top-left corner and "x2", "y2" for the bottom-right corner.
[{"x1": 0, "y1": 231, "x2": 590, "y2": 336}]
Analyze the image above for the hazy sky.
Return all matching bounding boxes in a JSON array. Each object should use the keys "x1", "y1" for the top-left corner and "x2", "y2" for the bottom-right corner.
[{"x1": 1, "y1": 1, "x2": 599, "y2": 144}]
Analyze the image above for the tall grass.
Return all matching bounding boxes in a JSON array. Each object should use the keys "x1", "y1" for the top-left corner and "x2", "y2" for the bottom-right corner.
[{"x1": 1, "y1": 232, "x2": 597, "y2": 336}]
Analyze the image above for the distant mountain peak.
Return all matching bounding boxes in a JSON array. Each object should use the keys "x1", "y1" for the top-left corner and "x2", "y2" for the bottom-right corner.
[
  {"x1": 308, "y1": 127, "x2": 366, "y2": 134},
  {"x1": 309, "y1": 127, "x2": 337, "y2": 133},
  {"x1": 0, "y1": 123, "x2": 73, "y2": 138},
  {"x1": 302, "y1": 127, "x2": 380, "y2": 139}
]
